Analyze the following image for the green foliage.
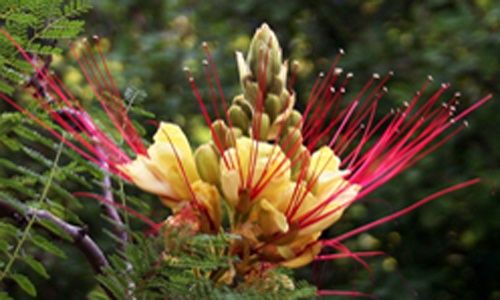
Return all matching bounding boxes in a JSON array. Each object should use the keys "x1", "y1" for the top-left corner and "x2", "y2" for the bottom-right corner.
[
  {"x1": 0, "y1": 108, "x2": 152, "y2": 297},
  {"x1": 96, "y1": 231, "x2": 316, "y2": 300},
  {"x1": 0, "y1": 131, "x2": 63, "y2": 296},
  {"x1": 0, "y1": 113, "x2": 90, "y2": 295},
  {"x1": 0, "y1": 0, "x2": 92, "y2": 94}
]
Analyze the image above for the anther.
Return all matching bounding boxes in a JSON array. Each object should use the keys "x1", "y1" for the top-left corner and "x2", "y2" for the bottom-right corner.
[
  {"x1": 373, "y1": 73, "x2": 380, "y2": 80},
  {"x1": 347, "y1": 72, "x2": 354, "y2": 78},
  {"x1": 334, "y1": 68, "x2": 343, "y2": 75}
]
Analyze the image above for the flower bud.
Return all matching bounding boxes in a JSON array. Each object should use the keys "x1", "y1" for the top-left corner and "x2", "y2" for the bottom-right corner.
[
  {"x1": 247, "y1": 23, "x2": 282, "y2": 88},
  {"x1": 243, "y1": 80, "x2": 259, "y2": 106},
  {"x1": 251, "y1": 112, "x2": 270, "y2": 140},
  {"x1": 265, "y1": 93, "x2": 283, "y2": 122},
  {"x1": 211, "y1": 119, "x2": 228, "y2": 148},
  {"x1": 233, "y1": 95, "x2": 253, "y2": 118},
  {"x1": 279, "y1": 127, "x2": 303, "y2": 156},
  {"x1": 229, "y1": 105, "x2": 250, "y2": 132},
  {"x1": 270, "y1": 75, "x2": 284, "y2": 95},
  {"x1": 286, "y1": 110, "x2": 303, "y2": 129},
  {"x1": 194, "y1": 144, "x2": 220, "y2": 185},
  {"x1": 226, "y1": 127, "x2": 242, "y2": 148}
]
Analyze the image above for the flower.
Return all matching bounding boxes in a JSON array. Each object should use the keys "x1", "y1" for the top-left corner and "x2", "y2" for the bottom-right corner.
[
  {"x1": 0, "y1": 23, "x2": 492, "y2": 283},
  {"x1": 218, "y1": 137, "x2": 360, "y2": 268},
  {"x1": 119, "y1": 122, "x2": 221, "y2": 230},
  {"x1": 184, "y1": 23, "x2": 492, "y2": 274}
]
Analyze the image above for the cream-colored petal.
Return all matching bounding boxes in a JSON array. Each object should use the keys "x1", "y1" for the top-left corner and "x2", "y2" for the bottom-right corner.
[
  {"x1": 297, "y1": 183, "x2": 360, "y2": 237},
  {"x1": 279, "y1": 242, "x2": 322, "y2": 268},
  {"x1": 150, "y1": 123, "x2": 199, "y2": 183},
  {"x1": 119, "y1": 155, "x2": 175, "y2": 197},
  {"x1": 147, "y1": 143, "x2": 196, "y2": 200},
  {"x1": 308, "y1": 146, "x2": 340, "y2": 179},
  {"x1": 192, "y1": 180, "x2": 221, "y2": 229},
  {"x1": 118, "y1": 122, "x2": 200, "y2": 208},
  {"x1": 220, "y1": 137, "x2": 291, "y2": 209},
  {"x1": 314, "y1": 169, "x2": 351, "y2": 200},
  {"x1": 220, "y1": 169, "x2": 240, "y2": 207},
  {"x1": 285, "y1": 182, "x2": 318, "y2": 222},
  {"x1": 144, "y1": 122, "x2": 199, "y2": 201}
]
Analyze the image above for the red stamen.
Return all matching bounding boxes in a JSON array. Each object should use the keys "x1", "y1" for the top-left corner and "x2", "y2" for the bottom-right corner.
[{"x1": 324, "y1": 178, "x2": 480, "y2": 246}]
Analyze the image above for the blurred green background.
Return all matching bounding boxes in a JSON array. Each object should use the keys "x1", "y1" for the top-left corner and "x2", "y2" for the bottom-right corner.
[{"x1": 4, "y1": 0, "x2": 500, "y2": 299}]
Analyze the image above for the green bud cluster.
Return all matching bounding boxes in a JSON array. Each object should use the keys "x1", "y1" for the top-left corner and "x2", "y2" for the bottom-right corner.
[
  {"x1": 195, "y1": 23, "x2": 311, "y2": 182},
  {"x1": 231, "y1": 23, "x2": 297, "y2": 142},
  {"x1": 237, "y1": 23, "x2": 310, "y2": 178}
]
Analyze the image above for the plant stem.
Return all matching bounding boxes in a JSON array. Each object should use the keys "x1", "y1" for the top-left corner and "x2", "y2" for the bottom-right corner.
[
  {"x1": 98, "y1": 150, "x2": 128, "y2": 252},
  {"x1": 0, "y1": 200, "x2": 115, "y2": 299}
]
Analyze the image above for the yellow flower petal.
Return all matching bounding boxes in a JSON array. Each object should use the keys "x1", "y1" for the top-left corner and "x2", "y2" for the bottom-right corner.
[
  {"x1": 279, "y1": 241, "x2": 322, "y2": 268},
  {"x1": 150, "y1": 122, "x2": 199, "y2": 186},
  {"x1": 118, "y1": 155, "x2": 175, "y2": 197},
  {"x1": 220, "y1": 169, "x2": 240, "y2": 207},
  {"x1": 119, "y1": 122, "x2": 200, "y2": 209},
  {"x1": 296, "y1": 183, "x2": 360, "y2": 237},
  {"x1": 252, "y1": 199, "x2": 289, "y2": 236},
  {"x1": 220, "y1": 137, "x2": 291, "y2": 209},
  {"x1": 308, "y1": 146, "x2": 340, "y2": 179},
  {"x1": 192, "y1": 180, "x2": 221, "y2": 229}
]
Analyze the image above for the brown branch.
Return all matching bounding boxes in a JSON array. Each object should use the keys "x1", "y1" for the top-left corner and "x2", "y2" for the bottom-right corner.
[
  {"x1": 0, "y1": 200, "x2": 108, "y2": 272},
  {"x1": 0, "y1": 200, "x2": 116, "y2": 299},
  {"x1": 98, "y1": 156, "x2": 128, "y2": 253}
]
